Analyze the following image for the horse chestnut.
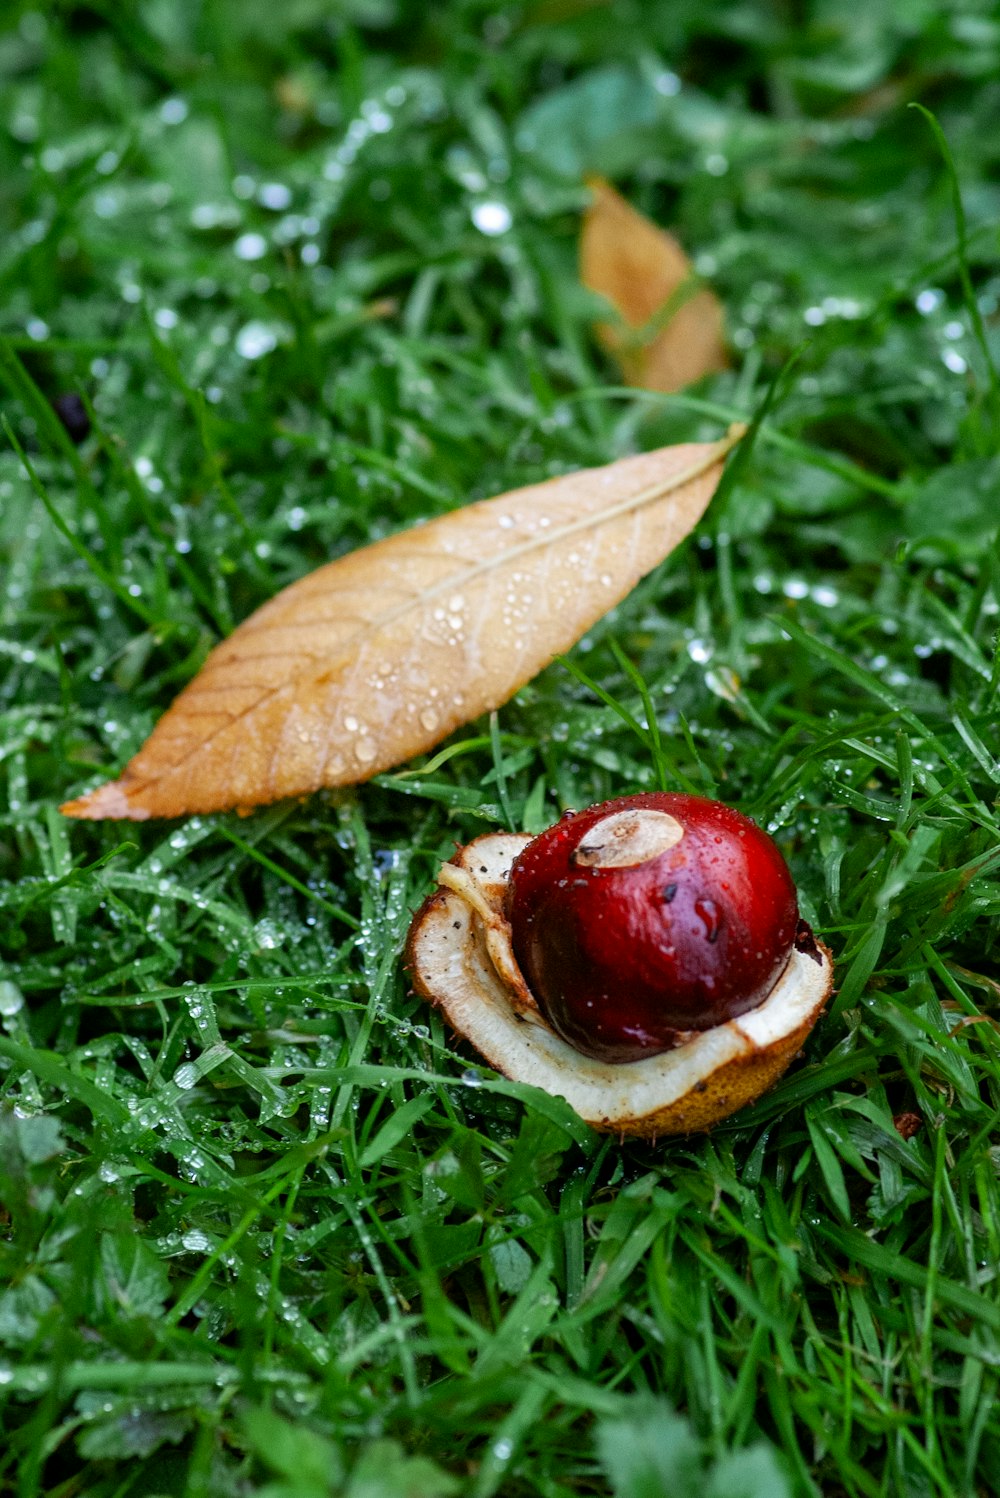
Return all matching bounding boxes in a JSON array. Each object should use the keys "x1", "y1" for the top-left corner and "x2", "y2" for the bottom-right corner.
[
  {"x1": 406, "y1": 794, "x2": 832, "y2": 1136},
  {"x1": 505, "y1": 793, "x2": 798, "y2": 1063}
]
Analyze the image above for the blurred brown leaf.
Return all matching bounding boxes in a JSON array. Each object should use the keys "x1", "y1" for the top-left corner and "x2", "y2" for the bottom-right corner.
[
  {"x1": 62, "y1": 429, "x2": 742, "y2": 821},
  {"x1": 580, "y1": 177, "x2": 728, "y2": 392}
]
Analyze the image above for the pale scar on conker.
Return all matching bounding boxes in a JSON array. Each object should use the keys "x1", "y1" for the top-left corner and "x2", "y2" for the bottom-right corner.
[{"x1": 406, "y1": 793, "x2": 834, "y2": 1137}]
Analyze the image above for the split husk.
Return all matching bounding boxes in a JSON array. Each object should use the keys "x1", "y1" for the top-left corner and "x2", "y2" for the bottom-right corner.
[{"x1": 407, "y1": 833, "x2": 833, "y2": 1137}]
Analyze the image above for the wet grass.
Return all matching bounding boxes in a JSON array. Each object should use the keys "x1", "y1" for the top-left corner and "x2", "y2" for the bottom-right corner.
[{"x1": 3, "y1": 2, "x2": 1000, "y2": 1494}]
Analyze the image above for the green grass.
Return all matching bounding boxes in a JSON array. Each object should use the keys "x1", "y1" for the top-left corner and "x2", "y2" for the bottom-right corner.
[{"x1": 3, "y1": 2, "x2": 1000, "y2": 1494}]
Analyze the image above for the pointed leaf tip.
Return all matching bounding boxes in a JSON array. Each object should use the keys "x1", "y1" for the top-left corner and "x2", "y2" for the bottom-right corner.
[
  {"x1": 61, "y1": 781, "x2": 151, "y2": 821},
  {"x1": 61, "y1": 432, "x2": 743, "y2": 821}
]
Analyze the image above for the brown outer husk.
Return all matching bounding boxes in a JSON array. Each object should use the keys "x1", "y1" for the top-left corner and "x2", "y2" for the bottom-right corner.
[{"x1": 406, "y1": 833, "x2": 833, "y2": 1138}]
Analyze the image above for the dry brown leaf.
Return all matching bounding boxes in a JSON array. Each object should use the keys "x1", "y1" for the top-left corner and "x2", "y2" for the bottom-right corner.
[
  {"x1": 580, "y1": 176, "x2": 728, "y2": 392},
  {"x1": 61, "y1": 428, "x2": 743, "y2": 821}
]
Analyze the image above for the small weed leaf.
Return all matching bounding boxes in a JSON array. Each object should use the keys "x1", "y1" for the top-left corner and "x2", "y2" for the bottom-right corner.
[
  {"x1": 597, "y1": 1396, "x2": 792, "y2": 1498},
  {"x1": 240, "y1": 1405, "x2": 345, "y2": 1493},
  {"x1": 95, "y1": 1232, "x2": 170, "y2": 1320}
]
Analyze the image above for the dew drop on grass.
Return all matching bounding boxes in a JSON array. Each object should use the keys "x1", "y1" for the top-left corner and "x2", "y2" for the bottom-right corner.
[
  {"x1": 234, "y1": 232, "x2": 267, "y2": 261},
  {"x1": 160, "y1": 97, "x2": 188, "y2": 124},
  {"x1": 362, "y1": 101, "x2": 393, "y2": 133},
  {"x1": 373, "y1": 849, "x2": 401, "y2": 879},
  {"x1": 169, "y1": 827, "x2": 193, "y2": 851},
  {"x1": 236, "y1": 321, "x2": 279, "y2": 359},
  {"x1": 251, "y1": 910, "x2": 282, "y2": 946},
  {"x1": 0, "y1": 981, "x2": 25, "y2": 1017},
  {"x1": 471, "y1": 201, "x2": 512, "y2": 236},
  {"x1": 258, "y1": 182, "x2": 292, "y2": 210}
]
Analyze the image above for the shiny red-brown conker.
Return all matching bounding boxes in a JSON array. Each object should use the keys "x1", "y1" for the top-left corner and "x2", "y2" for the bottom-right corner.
[{"x1": 505, "y1": 792, "x2": 799, "y2": 1064}]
